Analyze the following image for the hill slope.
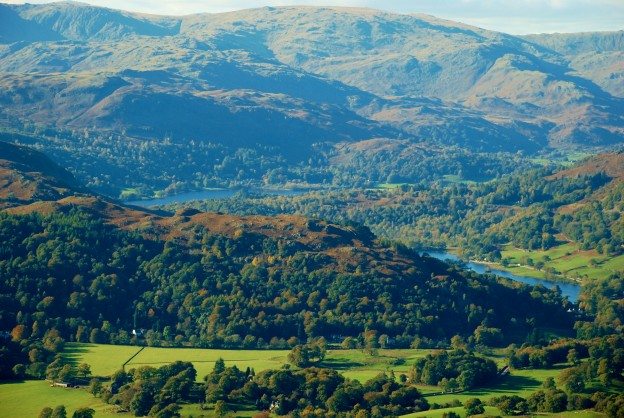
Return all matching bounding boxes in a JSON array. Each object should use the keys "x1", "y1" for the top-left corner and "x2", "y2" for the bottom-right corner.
[
  {"x1": 0, "y1": 141, "x2": 573, "y2": 350},
  {"x1": 524, "y1": 31, "x2": 624, "y2": 98}
]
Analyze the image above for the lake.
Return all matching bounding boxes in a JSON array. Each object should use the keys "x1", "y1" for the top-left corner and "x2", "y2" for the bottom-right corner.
[
  {"x1": 125, "y1": 188, "x2": 308, "y2": 208},
  {"x1": 420, "y1": 250, "x2": 581, "y2": 302}
]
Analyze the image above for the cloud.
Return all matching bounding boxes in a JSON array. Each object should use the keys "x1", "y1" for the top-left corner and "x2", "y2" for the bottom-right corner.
[{"x1": 3, "y1": 0, "x2": 623, "y2": 33}]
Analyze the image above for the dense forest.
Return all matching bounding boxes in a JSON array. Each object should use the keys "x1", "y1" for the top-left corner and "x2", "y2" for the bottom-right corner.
[
  {"x1": 1, "y1": 4, "x2": 624, "y2": 415},
  {"x1": 0, "y1": 207, "x2": 573, "y2": 381}
]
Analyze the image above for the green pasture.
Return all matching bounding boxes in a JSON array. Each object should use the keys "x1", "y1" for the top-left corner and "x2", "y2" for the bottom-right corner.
[
  {"x1": 62, "y1": 343, "x2": 141, "y2": 377},
  {"x1": 61, "y1": 343, "x2": 436, "y2": 382},
  {"x1": 499, "y1": 243, "x2": 624, "y2": 281},
  {"x1": 0, "y1": 380, "x2": 119, "y2": 418},
  {"x1": 3, "y1": 344, "x2": 599, "y2": 418},
  {"x1": 127, "y1": 346, "x2": 289, "y2": 380}
]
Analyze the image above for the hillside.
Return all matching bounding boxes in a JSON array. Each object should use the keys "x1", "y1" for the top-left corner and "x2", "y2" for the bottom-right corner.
[
  {"x1": 0, "y1": 141, "x2": 573, "y2": 356},
  {"x1": 178, "y1": 152, "x2": 624, "y2": 281},
  {"x1": 525, "y1": 31, "x2": 624, "y2": 98},
  {"x1": 0, "y1": 141, "x2": 83, "y2": 206},
  {"x1": 0, "y1": 3, "x2": 622, "y2": 197}
]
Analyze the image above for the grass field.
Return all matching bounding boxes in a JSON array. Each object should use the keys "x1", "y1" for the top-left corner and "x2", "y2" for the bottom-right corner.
[
  {"x1": 375, "y1": 182, "x2": 414, "y2": 189},
  {"x1": 404, "y1": 406, "x2": 604, "y2": 418},
  {"x1": 119, "y1": 187, "x2": 144, "y2": 200},
  {"x1": 3, "y1": 344, "x2": 597, "y2": 418},
  {"x1": 127, "y1": 346, "x2": 289, "y2": 380},
  {"x1": 0, "y1": 380, "x2": 120, "y2": 418},
  {"x1": 62, "y1": 343, "x2": 142, "y2": 377},
  {"x1": 500, "y1": 243, "x2": 624, "y2": 281},
  {"x1": 61, "y1": 343, "x2": 435, "y2": 382}
]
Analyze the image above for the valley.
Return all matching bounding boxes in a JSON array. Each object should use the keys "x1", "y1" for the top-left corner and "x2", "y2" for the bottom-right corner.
[{"x1": 0, "y1": 2, "x2": 623, "y2": 418}]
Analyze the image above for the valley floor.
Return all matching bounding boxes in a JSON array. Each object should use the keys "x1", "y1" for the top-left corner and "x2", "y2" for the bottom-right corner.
[{"x1": 0, "y1": 343, "x2": 610, "y2": 418}]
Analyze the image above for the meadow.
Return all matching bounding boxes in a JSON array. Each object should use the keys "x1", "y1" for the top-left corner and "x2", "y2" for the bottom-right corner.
[
  {"x1": 0, "y1": 343, "x2": 599, "y2": 417},
  {"x1": 0, "y1": 380, "x2": 120, "y2": 418},
  {"x1": 500, "y1": 243, "x2": 624, "y2": 281}
]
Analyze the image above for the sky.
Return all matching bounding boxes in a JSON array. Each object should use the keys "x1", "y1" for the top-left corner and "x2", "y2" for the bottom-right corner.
[{"x1": 4, "y1": 0, "x2": 624, "y2": 34}]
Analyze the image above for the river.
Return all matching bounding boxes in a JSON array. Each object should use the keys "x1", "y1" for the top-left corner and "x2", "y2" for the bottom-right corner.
[
  {"x1": 125, "y1": 188, "x2": 308, "y2": 208},
  {"x1": 421, "y1": 250, "x2": 581, "y2": 302}
]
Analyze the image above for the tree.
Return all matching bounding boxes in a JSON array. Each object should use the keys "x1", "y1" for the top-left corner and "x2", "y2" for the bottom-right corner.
[
  {"x1": 567, "y1": 349, "x2": 580, "y2": 365},
  {"x1": 214, "y1": 400, "x2": 228, "y2": 418},
  {"x1": 492, "y1": 395, "x2": 528, "y2": 415},
  {"x1": 38, "y1": 407, "x2": 53, "y2": 418},
  {"x1": 72, "y1": 408, "x2": 95, "y2": 418},
  {"x1": 12, "y1": 363, "x2": 26, "y2": 379},
  {"x1": 153, "y1": 403, "x2": 181, "y2": 418},
  {"x1": 543, "y1": 377, "x2": 556, "y2": 390},
  {"x1": 130, "y1": 383, "x2": 155, "y2": 416},
  {"x1": 341, "y1": 336, "x2": 358, "y2": 349},
  {"x1": 214, "y1": 358, "x2": 226, "y2": 374},
  {"x1": 51, "y1": 405, "x2": 67, "y2": 418},
  {"x1": 88, "y1": 378, "x2": 103, "y2": 396},
  {"x1": 363, "y1": 330, "x2": 379, "y2": 356},
  {"x1": 465, "y1": 398, "x2": 485, "y2": 416},
  {"x1": 77, "y1": 363, "x2": 91, "y2": 379},
  {"x1": 287, "y1": 343, "x2": 325, "y2": 368},
  {"x1": 57, "y1": 364, "x2": 75, "y2": 383},
  {"x1": 450, "y1": 335, "x2": 467, "y2": 350},
  {"x1": 11, "y1": 324, "x2": 27, "y2": 341},
  {"x1": 558, "y1": 368, "x2": 585, "y2": 393},
  {"x1": 46, "y1": 358, "x2": 63, "y2": 381}
]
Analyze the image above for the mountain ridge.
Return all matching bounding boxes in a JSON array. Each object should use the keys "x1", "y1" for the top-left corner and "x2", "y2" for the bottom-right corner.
[{"x1": 0, "y1": 2, "x2": 622, "y2": 197}]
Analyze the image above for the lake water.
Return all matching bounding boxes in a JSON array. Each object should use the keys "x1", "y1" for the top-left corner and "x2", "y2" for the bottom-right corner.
[
  {"x1": 420, "y1": 250, "x2": 581, "y2": 302},
  {"x1": 125, "y1": 188, "x2": 308, "y2": 208}
]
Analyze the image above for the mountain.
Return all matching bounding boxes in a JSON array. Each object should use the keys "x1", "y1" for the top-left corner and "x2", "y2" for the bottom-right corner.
[
  {"x1": 0, "y1": 3, "x2": 622, "y2": 196},
  {"x1": 524, "y1": 31, "x2": 624, "y2": 98}
]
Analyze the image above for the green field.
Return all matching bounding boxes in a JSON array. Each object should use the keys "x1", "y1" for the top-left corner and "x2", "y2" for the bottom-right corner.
[
  {"x1": 500, "y1": 243, "x2": 624, "y2": 281},
  {"x1": 62, "y1": 343, "x2": 142, "y2": 377},
  {"x1": 0, "y1": 380, "x2": 120, "y2": 418},
  {"x1": 404, "y1": 407, "x2": 604, "y2": 418},
  {"x1": 2, "y1": 344, "x2": 599, "y2": 418},
  {"x1": 61, "y1": 343, "x2": 435, "y2": 382},
  {"x1": 0, "y1": 380, "x2": 259, "y2": 418},
  {"x1": 119, "y1": 187, "x2": 141, "y2": 200},
  {"x1": 375, "y1": 182, "x2": 414, "y2": 189},
  {"x1": 127, "y1": 346, "x2": 289, "y2": 380}
]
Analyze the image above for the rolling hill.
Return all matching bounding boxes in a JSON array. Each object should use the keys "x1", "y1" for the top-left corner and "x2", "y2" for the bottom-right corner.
[{"x1": 0, "y1": 141, "x2": 574, "y2": 351}]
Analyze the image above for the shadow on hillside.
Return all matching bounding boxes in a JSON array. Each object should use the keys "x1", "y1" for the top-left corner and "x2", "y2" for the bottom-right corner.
[{"x1": 62, "y1": 343, "x2": 97, "y2": 366}]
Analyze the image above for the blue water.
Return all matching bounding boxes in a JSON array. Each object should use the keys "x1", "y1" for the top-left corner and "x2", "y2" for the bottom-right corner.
[
  {"x1": 421, "y1": 250, "x2": 581, "y2": 302},
  {"x1": 125, "y1": 188, "x2": 308, "y2": 208}
]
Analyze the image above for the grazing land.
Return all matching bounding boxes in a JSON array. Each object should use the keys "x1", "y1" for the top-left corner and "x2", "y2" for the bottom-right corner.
[
  {"x1": 499, "y1": 243, "x2": 624, "y2": 281},
  {"x1": 0, "y1": 380, "x2": 119, "y2": 418},
  {"x1": 3, "y1": 343, "x2": 584, "y2": 418}
]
